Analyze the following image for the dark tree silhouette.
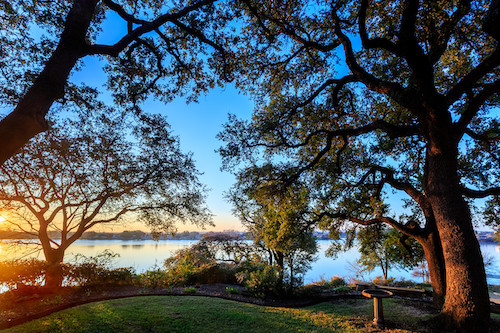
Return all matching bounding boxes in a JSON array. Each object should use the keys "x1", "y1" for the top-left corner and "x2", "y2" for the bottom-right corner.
[{"x1": 0, "y1": 110, "x2": 211, "y2": 288}]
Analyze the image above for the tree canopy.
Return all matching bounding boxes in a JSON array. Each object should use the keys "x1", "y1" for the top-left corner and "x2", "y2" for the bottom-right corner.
[
  {"x1": 219, "y1": 1, "x2": 499, "y2": 331},
  {"x1": 229, "y1": 167, "x2": 318, "y2": 289},
  {"x1": 0, "y1": 0, "x2": 235, "y2": 164},
  {"x1": 0, "y1": 108, "x2": 211, "y2": 287}
]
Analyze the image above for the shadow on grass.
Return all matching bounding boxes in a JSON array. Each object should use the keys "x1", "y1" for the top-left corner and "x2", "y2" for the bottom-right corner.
[{"x1": 4, "y1": 296, "x2": 498, "y2": 333}]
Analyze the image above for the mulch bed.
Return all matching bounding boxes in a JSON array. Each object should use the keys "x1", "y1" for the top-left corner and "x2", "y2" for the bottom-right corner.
[{"x1": 0, "y1": 284, "x2": 366, "y2": 329}]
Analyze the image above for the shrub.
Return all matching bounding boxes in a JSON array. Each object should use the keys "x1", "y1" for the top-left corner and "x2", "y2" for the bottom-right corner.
[
  {"x1": 183, "y1": 286, "x2": 197, "y2": 293},
  {"x1": 226, "y1": 286, "x2": 241, "y2": 294},
  {"x1": 66, "y1": 250, "x2": 135, "y2": 287},
  {"x1": 0, "y1": 259, "x2": 48, "y2": 290},
  {"x1": 236, "y1": 263, "x2": 283, "y2": 298},
  {"x1": 333, "y1": 286, "x2": 350, "y2": 293},
  {"x1": 67, "y1": 264, "x2": 135, "y2": 287},
  {"x1": 326, "y1": 276, "x2": 346, "y2": 288},
  {"x1": 136, "y1": 267, "x2": 171, "y2": 288}
]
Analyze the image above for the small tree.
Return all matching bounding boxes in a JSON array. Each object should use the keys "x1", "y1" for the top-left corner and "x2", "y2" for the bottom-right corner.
[
  {"x1": 356, "y1": 225, "x2": 425, "y2": 282},
  {"x1": 229, "y1": 166, "x2": 318, "y2": 291},
  {"x1": 0, "y1": 110, "x2": 211, "y2": 288}
]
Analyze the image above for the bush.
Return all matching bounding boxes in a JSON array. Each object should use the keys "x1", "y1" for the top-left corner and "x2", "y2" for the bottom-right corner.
[
  {"x1": 66, "y1": 250, "x2": 135, "y2": 287},
  {"x1": 236, "y1": 263, "x2": 283, "y2": 298},
  {"x1": 226, "y1": 286, "x2": 241, "y2": 294},
  {"x1": 0, "y1": 259, "x2": 48, "y2": 290},
  {"x1": 183, "y1": 286, "x2": 197, "y2": 293},
  {"x1": 67, "y1": 264, "x2": 135, "y2": 287},
  {"x1": 325, "y1": 276, "x2": 346, "y2": 288},
  {"x1": 136, "y1": 267, "x2": 170, "y2": 288}
]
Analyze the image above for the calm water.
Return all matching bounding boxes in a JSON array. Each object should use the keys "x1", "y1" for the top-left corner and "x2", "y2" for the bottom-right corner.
[{"x1": 2, "y1": 239, "x2": 500, "y2": 285}]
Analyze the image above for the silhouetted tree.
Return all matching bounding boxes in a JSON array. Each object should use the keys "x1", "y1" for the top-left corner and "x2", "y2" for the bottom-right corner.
[{"x1": 0, "y1": 110, "x2": 211, "y2": 288}]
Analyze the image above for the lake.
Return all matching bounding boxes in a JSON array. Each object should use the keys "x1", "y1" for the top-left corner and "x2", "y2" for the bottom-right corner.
[{"x1": 2, "y1": 239, "x2": 500, "y2": 285}]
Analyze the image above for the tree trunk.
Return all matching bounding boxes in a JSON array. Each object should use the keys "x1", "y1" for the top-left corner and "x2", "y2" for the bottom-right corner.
[
  {"x1": 44, "y1": 248, "x2": 65, "y2": 290},
  {"x1": 425, "y1": 121, "x2": 490, "y2": 332},
  {"x1": 0, "y1": 0, "x2": 99, "y2": 165},
  {"x1": 420, "y1": 229, "x2": 447, "y2": 309}
]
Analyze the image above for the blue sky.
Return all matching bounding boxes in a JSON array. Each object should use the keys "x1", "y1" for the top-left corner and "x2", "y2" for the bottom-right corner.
[{"x1": 153, "y1": 87, "x2": 254, "y2": 231}]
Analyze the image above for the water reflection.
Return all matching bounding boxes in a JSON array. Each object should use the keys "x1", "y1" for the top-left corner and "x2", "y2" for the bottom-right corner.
[{"x1": 1, "y1": 239, "x2": 499, "y2": 285}]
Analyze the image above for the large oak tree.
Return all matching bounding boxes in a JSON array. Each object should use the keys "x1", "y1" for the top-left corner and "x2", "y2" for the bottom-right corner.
[
  {"x1": 0, "y1": 109, "x2": 211, "y2": 288},
  {"x1": 220, "y1": 1, "x2": 500, "y2": 331}
]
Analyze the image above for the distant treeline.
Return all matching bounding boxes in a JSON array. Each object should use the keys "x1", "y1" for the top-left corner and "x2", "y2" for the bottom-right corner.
[
  {"x1": 0, "y1": 229, "x2": 495, "y2": 242},
  {"x1": 0, "y1": 230, "x2": 333, "y2": 241}
]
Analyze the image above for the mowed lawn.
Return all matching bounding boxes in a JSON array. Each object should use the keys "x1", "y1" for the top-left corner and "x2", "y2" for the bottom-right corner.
[{"x1": 0, "y1": 296, "x2": 456, "y2": 333}]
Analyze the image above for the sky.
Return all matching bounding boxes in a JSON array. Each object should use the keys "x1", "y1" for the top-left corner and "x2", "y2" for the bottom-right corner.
[{"x1": 148, "y1": 87, "x2": 254, "y2": 232}]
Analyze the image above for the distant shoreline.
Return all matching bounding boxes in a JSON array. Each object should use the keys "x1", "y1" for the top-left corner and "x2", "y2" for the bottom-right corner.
[{"x1": 0, "y1": 230, "x2": 496, "y2": 243}]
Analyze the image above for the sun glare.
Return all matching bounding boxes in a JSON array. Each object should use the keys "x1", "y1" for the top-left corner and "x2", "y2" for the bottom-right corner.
[{"x1": 0, "y1": 216, "x2": 5, "y2": 223}]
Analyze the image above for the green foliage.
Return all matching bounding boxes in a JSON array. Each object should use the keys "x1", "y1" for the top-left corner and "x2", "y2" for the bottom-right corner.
[
  {"x1": 228, "y1": 174, "x2": 318, "y2": 292},
  {"x1": 183, "y1": 286, "x2": 198, "y2": 293},
  {"x1": 162, "y1": 242, "x2": 236, "y2": 286},
  {"x1": 333, "y1": 286, "x2": 350, "y2": 293},
  {"x1": 67, "y1": 251, "x2": 135, "y2": 287},
  {"x1": 225, "y1": 286, "x2": 240, "y2": 294},
  {"x1": 236, "y1": 263, "x2": 283, "y2": 298},
  {"x1": 356, "y1": 225, "x2": 425, "y2": 280},
  {"x1": 136, "y1": 268, "x2": 170, "y2": 289}
]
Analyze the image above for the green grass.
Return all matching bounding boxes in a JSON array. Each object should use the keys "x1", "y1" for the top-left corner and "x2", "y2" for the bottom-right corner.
[{"x1": 0, "y1": 296, "x2": 442, "y2": 333}]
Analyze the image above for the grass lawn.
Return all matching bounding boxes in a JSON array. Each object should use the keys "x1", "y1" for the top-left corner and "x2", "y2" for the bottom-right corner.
[{"x1": 0, "y1": 296, "x2": 443, "y2": 333}]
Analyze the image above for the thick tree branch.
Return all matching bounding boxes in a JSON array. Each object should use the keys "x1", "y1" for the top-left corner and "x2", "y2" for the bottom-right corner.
[
  {"x1": 333, "y1": 13, "x2": 421, "y2": 114},
  {"x1": 371, "y1": 165, "x2": 428, "y2": 208},
  {"x1": 483, "y1": 0, "x2": 500, "y2": 41},
  {"x1": 0, "y1": 0, "x2": 99, "y2": 165},
  {"x1": 103, "y1": 0, "x2": 148, "y2": 25},
  {"x1": 461, "y1": 186, "x2": 500, "y2": 198},
  {"x1": 87, "y1": 0, "x2": 216, "y2": 56},
  {"x1": 446, "y1": 49, "x2": 500, "y2": 105},
  {"x1": 313, "y1": 211, "x2": 423, "y2": 238}
]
